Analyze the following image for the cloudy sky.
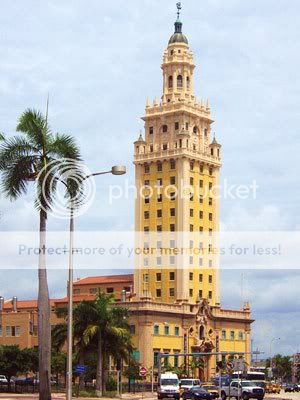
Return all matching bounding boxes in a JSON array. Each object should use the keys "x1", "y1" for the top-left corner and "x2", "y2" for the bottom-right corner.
[{"x1": 0, "y1": 0, "x2": 300, "y2": 358}]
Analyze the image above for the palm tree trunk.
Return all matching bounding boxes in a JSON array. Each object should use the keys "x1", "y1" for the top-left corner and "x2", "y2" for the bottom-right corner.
[
  {"x1": 79, "y1": 353, "x2": 85, "y2": 390},
  {"x1": 96, "y1": 330, "x2": 103, "y2": 397},
  {"x1": 38, "y1": 209, "x2": 51, "y2": 400},
  {"x1": 102, "y1": 351, "x2": 108, "y2": 394}
]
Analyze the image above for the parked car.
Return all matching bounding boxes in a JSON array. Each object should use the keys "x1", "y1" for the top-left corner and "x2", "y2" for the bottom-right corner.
[
  {"x1": 182, "y1": 386, "x2": 213, "y2": 400},
  {"x1": 201, "y1": 384, "x2": 219, "y2": 398},
  {"x1": 15, "y1": 377, "x2": 37, "y2": 386},
  {"x1": 0, "y1": 375, "x2": 8, "y2": 384}
]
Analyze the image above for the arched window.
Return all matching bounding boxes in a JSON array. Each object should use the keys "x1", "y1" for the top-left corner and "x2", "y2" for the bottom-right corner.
[
  {"x1": 204, "y1": 128, "x2": 208, "y2": 138},
  {"x1": 187, "y1": 76, "x2": 190, "y2": 89},
  {"x1": 168, "y1": 76, "x2": 173, "y2": 89},
  {"x1": 199, "y1": 325, "x2": 205, "y2": 340},
  {"x1": 177, "y1": 75, "x2": 183, "y2": 89},
  {"x1": 162, "y1": 124, "x2": 168, "y2": 133},
  {"x1": 193, "y1": 126, "x2": 198, "y2": 134}
]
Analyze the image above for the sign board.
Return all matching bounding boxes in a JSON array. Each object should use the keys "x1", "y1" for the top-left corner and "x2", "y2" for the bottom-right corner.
[
  {"x1": 215, "y1": 335, "x2": 220, "y2": 353},
  {"x1": 267, "y1": 367, "x2": 273, "y2": 379},
  {"x1": 75, "y1": 365, "x2": 86, "y2": 375},
  {"x1": 183, "y1": 333, "x2": 188, "y2": 353},
  {"x1": 233, "y1": 359, "x2": 246, "y2": 372},
  {"x1": 139, "y1": 366, "x2": 147, "y2": 377},
  {"x1": 226, "y1": 361, "x2": 234, "y2": 371}
]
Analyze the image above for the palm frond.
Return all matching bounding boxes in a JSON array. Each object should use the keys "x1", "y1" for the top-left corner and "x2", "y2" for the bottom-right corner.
[
  {"x1": 0, "y1": 133, "x2": 5, "y2": 141},
  {"x1": 0, "y1": 136, "x2": 37, "y2": 170},
  {"x1": 51, "y1": 323, "x2": 67, "y2": 351},
  {"x1": 1, "y1": 155, "x2": 38, "y2": 200},
  {"x1": 54, "y1": 306, "x2": 68, "y2": 318},
  {"x1": 34, "y1": 167, "x2": 57, "y2": 211},
  {"x1": 83, "y1": 324, "x2": 98, "y2": 345},
  {"x1": 16, "y1": 109, "x2": 50, "y2": 148},
  {"x1": 48, "y1": 133, "x2": 81, "y2": 161}
]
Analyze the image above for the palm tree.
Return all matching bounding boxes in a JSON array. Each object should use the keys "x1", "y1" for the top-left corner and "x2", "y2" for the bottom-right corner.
[
  {"x1": 52, "y1": 304, "x2": 96, "y2": 389},
  {"x1": 53, "y1": 293, "x2": 133, "y2": 397},
  {"x1": 189, "y1": 357, "x2": 205, "y2": 379},
  {"x1": 83, "y1": 293, "x2": 133, "y2": 397},
  {"x1": 0, "y1": 109, "x2": 81, "y2": 400}
]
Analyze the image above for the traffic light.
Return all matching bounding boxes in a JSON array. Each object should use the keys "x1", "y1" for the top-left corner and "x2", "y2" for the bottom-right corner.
[{"x1": 216, "y1": 361, "x2": 224, "y2": 372}]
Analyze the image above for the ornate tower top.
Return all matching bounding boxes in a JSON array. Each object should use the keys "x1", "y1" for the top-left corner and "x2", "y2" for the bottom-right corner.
[{"x1": 169, "y1": 2, "x2": 188, "y2": 45}]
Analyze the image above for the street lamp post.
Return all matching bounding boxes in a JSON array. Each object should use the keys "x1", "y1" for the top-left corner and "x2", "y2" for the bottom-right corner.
[
  {"x1": 66, "y1": 166, "x2": 126, "y2": 400},
  {"x1": 269, "y1": 337, "x2": 280, "y2": 377}
]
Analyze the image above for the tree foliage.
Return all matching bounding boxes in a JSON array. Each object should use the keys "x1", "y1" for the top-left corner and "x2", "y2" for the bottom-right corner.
[
  {"x1": 0, "y1": 345, "x2": 39, "y2": 389},
  {"x1": 267, "y1": 354, "x2": 292, "y2": 380},
  {"x1": 52, "y1": 291, "x2": 135, "y2": 397}
]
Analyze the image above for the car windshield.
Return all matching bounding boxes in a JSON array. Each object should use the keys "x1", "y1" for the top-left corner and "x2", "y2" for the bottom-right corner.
[
  {"x1": 161, "y1": 379, "x2": 178, "y2": 386},
  {"x1": 203, "y1": 386, "x2": 217, "y2": 390},
  {"x1": 192, "y1": 386, "x2": 206, "y2": 392},
  {"x1": 181, "y1": 380, "x2": 193, "y2": 385},
  {"x1": 253, "y1": 381, "x2": 265, "y2": 388},
  {"x1": 242, "y1": 382, "x2": 256, "y2": 387}
]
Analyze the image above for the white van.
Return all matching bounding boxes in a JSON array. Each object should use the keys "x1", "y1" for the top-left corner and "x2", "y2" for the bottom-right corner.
[{"x1": 158, "y1": 372, "x2": 180, "y2": 399}]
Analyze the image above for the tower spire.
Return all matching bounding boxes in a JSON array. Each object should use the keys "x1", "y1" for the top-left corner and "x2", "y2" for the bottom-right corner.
[
  {"x1": 175, "y1": 2, "x2": 183, "y2": 33},
  {"x1": 176, "y1": 2, "x2": 182, "y2": 20}
]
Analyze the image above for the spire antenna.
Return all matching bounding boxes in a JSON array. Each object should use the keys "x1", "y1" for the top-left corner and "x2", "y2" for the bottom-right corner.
[
  {"x1": 45, "y1": 92, "x2": 49, "y2": 128},
  {"x1": 176, "y1": 2, "x2": 182, "y2": 20}
]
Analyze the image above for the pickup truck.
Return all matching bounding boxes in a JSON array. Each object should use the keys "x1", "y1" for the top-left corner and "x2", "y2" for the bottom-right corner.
[{"x1": 220, "y1": 380, "x2": 265, "y2": 400}]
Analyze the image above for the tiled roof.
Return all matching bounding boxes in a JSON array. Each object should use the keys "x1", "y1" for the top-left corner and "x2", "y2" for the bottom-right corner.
[
  {"x1": 73, "y1": 274, "x2": 133, "y2": 286},
  {"x1": 54, "y1": 294, "x2": 96, "y2": 304},
  {"x1": 3, "y1": 299, "x2": 56, "y2": 310}
]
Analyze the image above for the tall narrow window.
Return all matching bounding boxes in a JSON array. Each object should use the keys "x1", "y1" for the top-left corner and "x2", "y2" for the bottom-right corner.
[
  {"x1": 177, "y1": 75, "x2": 183, "y2": 89},
  {"x1": 168, "y1": 75, "x2": 173, "y2": 89},
  {"x1": 186, "y1": 76, "x2": 190, "y2": 89}
]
